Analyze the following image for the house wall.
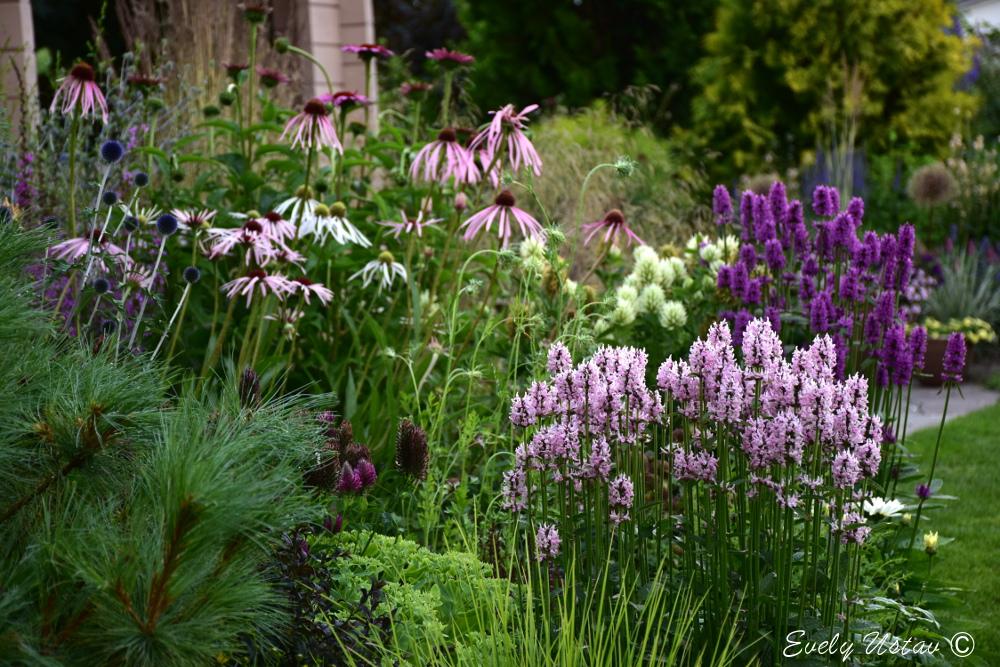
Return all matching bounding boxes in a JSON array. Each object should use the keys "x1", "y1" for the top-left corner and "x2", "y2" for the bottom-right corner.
[{"x1": 0, "y1": 0, "x2": 38, "y2": 135}]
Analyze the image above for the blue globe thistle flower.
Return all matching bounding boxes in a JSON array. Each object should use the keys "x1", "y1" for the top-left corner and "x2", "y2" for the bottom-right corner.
[
  {"x1": 93, "y1": 277, "x2": 111, "y2": 294},
  {"x1": 183, "y1": 266, "x2": 201, "y2": 283},
  {"x1": 123, "y1": 216, "x2": 140, "y2": 232},
  {"x1": 133, "y1": 172, "x2": 149, "y2": 187},
  {"x1": 102, "y1": 190, "x2": 119, "y2": 206},
  {"x1": 100, "y1": 140, "x2": 126, "y2": 163},
  {"x1": 156, "y1": 213, "x2": 179, "y2": 236}
]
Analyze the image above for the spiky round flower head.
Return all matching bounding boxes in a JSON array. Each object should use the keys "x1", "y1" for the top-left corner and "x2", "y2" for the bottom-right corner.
[
  {"x1": 395, "y1": 419, "x2": 429, "y2": 481},
  {"x1": 133, "y1": 172, "x2": 149, "y2": 187},
  {"x1": 638, "y1": 283, "x2": 666, "y2": 314},
  {"x1": 156, "y1": 213, "x2": 179, "y2": 236},
  {"x1": 100, "y1": 139, "x2": 125, "y2": 163},
  {"x1": 92, "y1": 277, "x2": 111, "y2": 294},
  {"x1": 183, "y1": 266, "x2": 201, "y2": 284},
  {"x1": 123, "y1": 216, "x2": 139, "y2": 233},
  {"x1": 101, "y1": 190, "x2": 119, "y2": 206},
  {"x1": 907, "y1": 163, "x2": 958, "y2": 207},
  {"x1": 657, "y1": 300, "x2": 687, "y2": 329},
  {"x1": 239, "y1": 367, "x2": 261, "y2": 408}
]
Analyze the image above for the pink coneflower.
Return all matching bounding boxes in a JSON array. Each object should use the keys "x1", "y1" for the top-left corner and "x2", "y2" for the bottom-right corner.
[
  {"x1": 460, "y1": 190, "x2": 544, "y2": 248},
  {"x1": 50, "y1": 63, "x2": 108, "y2": 123},
  {"x1": 410, "y1": 127, "x2": 479, "y2": 184},
  {"x1": 256, "y1": 66, "x2": 289, "y2": 88},
  {"x1": 400, "y1": 81, "x2": 432, "y2": 97},
  {"x1": 172, "y1": 208, "x2": 216, "y2": 230},
  {"x1": 222, "y1": 269, "x2": 294, "y2": 307},
  {"x1": 207, "y1": 220, "x2": 276, "y2": 266},
  {"x1": 471, "y1": 104, "x2": 542, "y2": 178},
  {"x1": 289, "y1": 276, "x2": 334, "y2": 305},
  {"x1": 282, "y1": 98, "x2": 342, "y2": 153},
  {"x1": 582, "y1": 209, "x2": 644, "y2": 246},
  {"x1": 341, "y1": 43, "x2": 395, "y2": 60},
  {"x1": 379, "y1": 210, "x2": 442, "y2": 238},
  {"x1": 350, "y1": 250, "x2": 407, "y2": 291},
  {"x1": 224, "y1": 63, "x2": 249, "y2": 78},
  {"x1": 259, "y1": 211, "x2": 297, "y2": 242},
  {"x1": 425, "y1": 48, "x2": 475, "y2": 65},
  {"x1": 319, "y1": 91, "x2": 371, "y2": 109},
  {"x1": 126, "y1": 73, "x2": 164, "y2": 91},
  {"x1": 48, "y1": 230, "x2": 125, "y2": 271}
]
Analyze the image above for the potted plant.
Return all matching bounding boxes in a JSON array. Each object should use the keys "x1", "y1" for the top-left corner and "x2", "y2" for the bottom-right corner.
[{"x1": 919, "y1": 317, "x2": 996, "y2": 385}]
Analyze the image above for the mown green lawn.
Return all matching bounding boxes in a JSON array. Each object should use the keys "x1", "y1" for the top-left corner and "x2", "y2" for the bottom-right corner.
[{"x1": 906, "y1": 401, "x2": 1000, "y2": 665}]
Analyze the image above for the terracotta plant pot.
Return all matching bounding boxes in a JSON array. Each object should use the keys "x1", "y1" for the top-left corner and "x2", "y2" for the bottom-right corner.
[
  {"x1": 919, "y1": 337, "x2": 974, "y2": 387},
  {"x1": 919, "y1": 338, "x2": 948, "y2": 387}
]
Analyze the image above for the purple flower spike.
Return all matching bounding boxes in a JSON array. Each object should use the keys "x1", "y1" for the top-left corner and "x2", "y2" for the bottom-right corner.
[
  {"x1": 713, "y1": 185, "x2": 733, "y2": 225},
  {"x1": 941, "y1": 332, "x2": 966, "y2": 383}
]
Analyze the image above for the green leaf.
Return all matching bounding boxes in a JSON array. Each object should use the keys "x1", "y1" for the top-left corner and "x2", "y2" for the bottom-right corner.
[{"x1": 344, "y1": 369, "x2": 357, "y2": 420}]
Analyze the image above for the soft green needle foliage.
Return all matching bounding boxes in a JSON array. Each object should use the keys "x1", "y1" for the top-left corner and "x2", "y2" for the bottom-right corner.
[
  {"x1": 0, "y1": 224, "x2": 328, "y2": 665},
  {"x1": 690, "y1": 0, "x2": 979, "y2": 178}
]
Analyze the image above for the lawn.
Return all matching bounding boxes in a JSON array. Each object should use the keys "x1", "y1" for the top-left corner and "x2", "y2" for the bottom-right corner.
[{"x1": 907, "y1": 401, "x2": 1000, "y2": 664}]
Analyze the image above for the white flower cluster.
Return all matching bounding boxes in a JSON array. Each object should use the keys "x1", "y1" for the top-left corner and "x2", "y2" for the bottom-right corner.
[
  {"x1": 686, "y1": 233, "x2": 740, "y2": 277},
  {"x1": 602, "y1": 245, "x2": 688, "y2": 331}
]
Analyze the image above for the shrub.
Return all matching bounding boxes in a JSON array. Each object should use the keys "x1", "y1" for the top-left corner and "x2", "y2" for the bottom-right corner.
[{"x1": 690, "y1": 0, "x2": 979, "y2": 180}]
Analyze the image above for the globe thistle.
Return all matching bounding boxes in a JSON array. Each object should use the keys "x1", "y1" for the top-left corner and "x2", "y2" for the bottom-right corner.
[
  {"x1": 907, "y1": 163, "x2": 958, "y2": 207},
  {"x1": 395, "y1": 419, "x2": 429, "y2": 481},
  {"x1": 123, "y1": 216, "x2": 139, "y2": 233},
  {"x1": 101, "y1": 190, "x2": 118, "y2": 206},
  {"x1": 183, "y1": 266, "x2": 201, "y2": 284},
  {"x1": 100, "y1": 139, "x2": 125, "y2": 163},
  {"x1": 92, "y1": 277, "x2": 111, "y2": 294},
  {"x1": 133, "y1": 172, "x2": 149, "y2": 187},
  {"x1": 156, "y1": 213, "x2": 179, "y2": 236}
]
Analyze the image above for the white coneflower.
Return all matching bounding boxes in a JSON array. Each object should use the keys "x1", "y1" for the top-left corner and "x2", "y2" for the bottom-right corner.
[
  {"x1": 862, "y1": 497, "x2": 906, "y2": 519},
  {"x1": 657, "y1": 300, "x2": 687, "y2": 330},
  {"x1": 300, "y1": 201, "x2": 371, "y2": 247},
  {"x1": 275, "y1": 186, "x2": 320, "y2": 224},
  {"x1": 350, "y1": 250, "x2": 407, "y2": 291}
]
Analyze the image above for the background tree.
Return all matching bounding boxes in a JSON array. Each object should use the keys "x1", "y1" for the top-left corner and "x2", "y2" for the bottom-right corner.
[{"x1": 689, "y1": 0, "x2": 979, "y2": 180}]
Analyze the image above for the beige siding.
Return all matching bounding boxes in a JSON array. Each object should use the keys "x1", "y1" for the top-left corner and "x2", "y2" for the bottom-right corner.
[{"x1": 0, "y1": 0, "x2": 38, "y2": 136}]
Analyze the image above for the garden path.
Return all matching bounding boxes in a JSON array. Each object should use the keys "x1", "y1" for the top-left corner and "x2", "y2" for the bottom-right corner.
[{"x1": 904, "y1": 384, "x2": 1000, "y2": 433}]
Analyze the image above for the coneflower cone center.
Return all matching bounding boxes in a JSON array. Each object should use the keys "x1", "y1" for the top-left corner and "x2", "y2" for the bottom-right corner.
[
  {"x1": 264, "y1": 211, "x2": 283, "y2": 223},
  {"x1": 247, "y1": 268, "x2": 267, "y2": 280},
  {"x1": 304, "y1": 99, "x2": 328, "y2": 116},
  {"x1": 70, "y1": 63, "x2": 96, "y2": 82},
  {"x1": 604, "y1": 209, "x2": 625, "y2": 226},
  {"x1": 244, "y1": 220, "x2": 264, "y2": 233},
  {"x1": 378, "y1": 250, "x2": 395, "y2": 264},
  {"x1": 437, "y1": 128, "x2": 457, "y2": 143},
  {"x1": 495, "y1": 190, "x2": 516, "y2": 207}
]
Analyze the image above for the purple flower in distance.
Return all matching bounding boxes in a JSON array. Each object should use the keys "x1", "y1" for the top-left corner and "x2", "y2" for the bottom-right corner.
[
  {"x1": 812, "y1": 185, "x2": 840, "y2": 217},
  {"x1": 356, "y1": 458, "x2": 377, "y2": 488},
  {"x1": 910, "y1": 326, "x2": 928, "y2": 370},
  {"x1": 941, "y1": 332, "x2": 966, "y2": 383},
  {"x1": 713, "y1": 185, "x2": 733, "y2": 225},
  {"x1": 769, "y1": 180, "x2": 788, "y2": 226},
  {"x1": 916, "y1": 483, "x2": 932, "y2": 500},
  {"x1": 847, "y1": 196, "x2": 864, "y2": 224}
]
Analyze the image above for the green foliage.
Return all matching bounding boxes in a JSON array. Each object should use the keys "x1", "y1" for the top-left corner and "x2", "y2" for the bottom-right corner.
[
  {"x1": 312, "y1": 531, "x2": 509, "y2": 659},
  {"x1": 0, "y1": 224, "x2": 328, "y2": 665},
  {"x1": 690, "y1": 0, "x2": 979, "y2": 179},
  {"x1": 530, "y1": 102, "x2": 709, "y2": 245},
  {"x1": 923, "y1": 249, "x2": 1000, "y2": 327},
  {"x1": 456, "y1": 0, "x2": 717, "y2": 126}
]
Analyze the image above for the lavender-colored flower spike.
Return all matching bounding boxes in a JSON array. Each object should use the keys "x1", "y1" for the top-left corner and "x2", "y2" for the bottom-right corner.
[
  {"x1": 909, "y1": 326, "x2": 927, "y2": 370},
  {"x1": 941, "y1": 332, "x2": 966, "y2": 383},
  {"x1": 713, "y1": 185, "x2": 733, "y2": 226}
]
